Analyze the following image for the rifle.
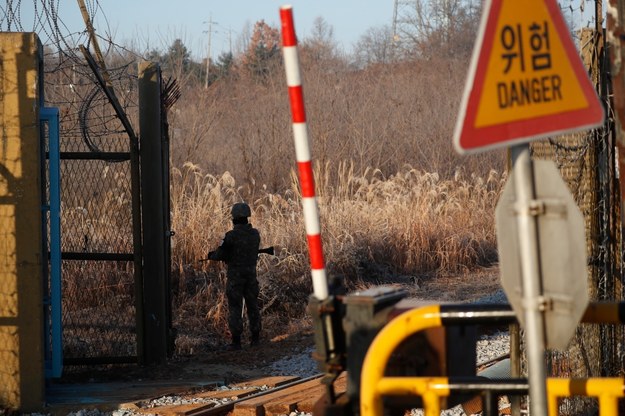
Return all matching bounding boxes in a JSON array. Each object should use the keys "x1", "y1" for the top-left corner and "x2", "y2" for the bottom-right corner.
[
  {"x1": 198, "y1": 246, "x2": 275, "y2": 262},
  {"x1": 258, "y1": 246, "x2": 274, "y2": 256}
]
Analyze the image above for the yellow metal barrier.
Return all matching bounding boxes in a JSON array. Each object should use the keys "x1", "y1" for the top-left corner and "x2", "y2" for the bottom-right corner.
[
  {"x1": 360, "y1": 305, "x2": 625, "y2": 416},
  {"x1": 547, "y1": 378, "x2": 624, "y2": 416},
  {"x1": 360, "y1": 304, "x2": 443, "y2": 416}
]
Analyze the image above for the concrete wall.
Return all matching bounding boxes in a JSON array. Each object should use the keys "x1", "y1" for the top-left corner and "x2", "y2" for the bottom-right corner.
[{"x1": 0, "y1": 32, "x2": 45, "y2": 412}]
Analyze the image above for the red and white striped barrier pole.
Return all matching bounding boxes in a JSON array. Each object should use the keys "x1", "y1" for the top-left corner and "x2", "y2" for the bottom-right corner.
[{"x1": 280, "y1": 5, "x2": 329, "y2": 301}]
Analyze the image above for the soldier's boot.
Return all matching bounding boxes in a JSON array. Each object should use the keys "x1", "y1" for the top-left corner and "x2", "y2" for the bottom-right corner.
[
  {"x1": 250, "y1": 331, "x2": 260, "y2": 347},
  {"x1": 227, "y1": 335, "x2": 242, "y2": 351}
]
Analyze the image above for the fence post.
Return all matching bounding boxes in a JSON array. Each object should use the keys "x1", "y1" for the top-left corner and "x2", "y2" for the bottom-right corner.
[{"x1": 138, "y1": 61, "x2": 171, "y2": 364}]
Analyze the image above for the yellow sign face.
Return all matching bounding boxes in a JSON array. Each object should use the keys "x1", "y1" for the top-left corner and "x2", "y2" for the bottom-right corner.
[{"x1": 474, "y1": 0, "x2": 589, "y2": 128}]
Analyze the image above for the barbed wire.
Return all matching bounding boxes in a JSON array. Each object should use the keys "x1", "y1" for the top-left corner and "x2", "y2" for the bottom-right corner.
[
  {"x1": 1, "y1": 0, "x2": 144, "y2": 154},
  {"x1": 0, "y1": 0, "x2": 146, "y2": 362}
]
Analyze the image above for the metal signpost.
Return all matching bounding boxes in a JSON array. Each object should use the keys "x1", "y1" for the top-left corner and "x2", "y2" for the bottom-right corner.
[{"x1": 453, "y1": 0, "x2": 605, "y2": 414}]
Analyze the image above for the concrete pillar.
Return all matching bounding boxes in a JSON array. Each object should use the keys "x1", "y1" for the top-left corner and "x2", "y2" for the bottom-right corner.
[{"x1": 0, "y1": 32, "x2": 45, "y2": 411}]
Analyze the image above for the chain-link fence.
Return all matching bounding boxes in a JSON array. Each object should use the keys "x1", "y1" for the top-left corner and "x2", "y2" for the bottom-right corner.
[
  {"x1": 1, "y1": 0, "x2": 143, "y2": 366},
  {"x1": 0, "y1": 213, "x2": 19, "y2": 407},
  {"x1": 529, "y1": 7, "x2": 624, "y2": 412}
]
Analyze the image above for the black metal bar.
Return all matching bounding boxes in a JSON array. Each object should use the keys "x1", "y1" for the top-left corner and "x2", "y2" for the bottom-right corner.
[
  {"x1": 438, "y1": 304, "x2": 517, "y2": 325},
  {"x1": 63, "y1": 356, "x2": 138, "y2": 366},
  {"x1": 59, "y1": 151, "x2": 130, "y2": 161},
  {"x1": 439, "y1": 302, "x2": 625, "y2": 325},
  {"x1": 510, "y1": 322, "x2": 522, "y2": 416},
  {"x1": 61, "y1": 252, "x2": 134, "y2": 261},
  {"x1": 483, "y1": 389, "x2": 498, "y2": 416},
  {"x1": 139, "y1": 62, "x2": 169, "y2": 365},
  {"x1": 445, "y1": 377, "x2": 530, "y2": 393},
  {"x1": 64, "y1": 324, "x2": 135, "y2": 331},
  {"x1": 0, "y1": 318, "x2": 19, "y2": 326},
  {"x1": 396, "y1": 301, "x2": 625, "y2": 326},
  {"x1": 161, "y1": 77, "x2": 175, "y2": 361},
  {"x1": 79, "y1": 46, "x2": 137, "y2": 141}
]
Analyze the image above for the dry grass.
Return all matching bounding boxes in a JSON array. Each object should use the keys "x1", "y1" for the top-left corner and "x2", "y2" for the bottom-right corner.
[
  {"x1": 58, "y1": 160, "x2": 505, "y2": 355},
  {"x1": 169, "y1": 161, "x2": 505, "y2": 351}
]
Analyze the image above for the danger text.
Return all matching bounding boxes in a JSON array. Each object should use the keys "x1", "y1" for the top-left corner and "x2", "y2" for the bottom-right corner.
[{"x1": 497, "y1": 75, "x2": 562, "y2": 109}]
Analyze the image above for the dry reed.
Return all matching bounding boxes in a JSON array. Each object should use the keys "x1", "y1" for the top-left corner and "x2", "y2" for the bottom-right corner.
[
  {"x1": 58, "y1": 159, "x2": 505, "y2": 354},
  {"x1": 169, "y1": 161, "x2": 505, "y2": 350}
]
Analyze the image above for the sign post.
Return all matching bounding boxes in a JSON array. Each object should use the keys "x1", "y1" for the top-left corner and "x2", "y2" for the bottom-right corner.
[
  {"x1": 509, "y1": 145, "x2": 550, "y2": 414},
  {"x1": 453, "y1": 0, "x2": 605, "y2": 414}
]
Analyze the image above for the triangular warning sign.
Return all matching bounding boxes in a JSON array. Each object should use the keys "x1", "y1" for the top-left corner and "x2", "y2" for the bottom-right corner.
[{"x1": 453, "y1": 0, "x2": 605, "y2": 154}]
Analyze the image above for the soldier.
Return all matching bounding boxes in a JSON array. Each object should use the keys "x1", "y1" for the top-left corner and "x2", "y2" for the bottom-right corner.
[{"x1": 207, "y1": 202, "x2": 262, "y2": 350}]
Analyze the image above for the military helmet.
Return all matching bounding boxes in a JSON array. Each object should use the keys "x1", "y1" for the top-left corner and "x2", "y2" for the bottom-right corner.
[{"x1": 231, "y1": 202, "x2": 251, "y2": 218}]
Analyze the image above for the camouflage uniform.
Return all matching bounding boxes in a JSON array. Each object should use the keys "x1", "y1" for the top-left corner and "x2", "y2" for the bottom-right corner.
[{"x1": 208, "y1": 218, "x2": 262, "y2": 346}]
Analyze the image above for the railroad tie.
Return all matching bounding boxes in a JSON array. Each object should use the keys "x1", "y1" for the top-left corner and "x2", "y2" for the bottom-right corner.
[
  {"x1": 268, "y1": 373, "x2": 348, "y2": 415},
  {"x1": 233, "y1": 374, "x2": 346, "y2": 416}
]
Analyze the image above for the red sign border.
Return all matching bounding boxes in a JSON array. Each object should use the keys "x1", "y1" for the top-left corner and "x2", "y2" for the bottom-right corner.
[{"x1": 453, "y1": 0, "x2": 605, "y2": 154}]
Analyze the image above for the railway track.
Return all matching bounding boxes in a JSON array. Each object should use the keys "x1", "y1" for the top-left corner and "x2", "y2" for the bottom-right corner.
[
  {"x1": 117, "y1": 352, "x2": 512, "y2": 416},
  {"x1": 119, "y1": 373, "x2": 346, "y2": 416}
]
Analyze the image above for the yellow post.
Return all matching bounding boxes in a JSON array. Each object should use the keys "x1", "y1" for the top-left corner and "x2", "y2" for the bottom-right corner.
[
  {"x1": 0, "y1": 32, "x2": 45, "y2": 411},
  {"x1": 360, "y1": 305, "x2": 444, "y2": 416},
  {"x1": 546, "y1": 378, "x2": 625, "y2": 416}
]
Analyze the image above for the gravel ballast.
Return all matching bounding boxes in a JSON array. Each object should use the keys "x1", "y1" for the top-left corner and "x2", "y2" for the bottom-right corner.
[{"x1": 42, "y1": 290, "x2": 513, "y2": 416}]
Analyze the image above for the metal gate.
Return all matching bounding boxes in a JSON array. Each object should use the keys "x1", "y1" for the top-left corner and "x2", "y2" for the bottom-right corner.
[
  {"x1": 54, "y1": 61, "x2": 143, "y2": 365},
  {"x1": 44, "y1": 56, "x2": 175, "y2": 367}
]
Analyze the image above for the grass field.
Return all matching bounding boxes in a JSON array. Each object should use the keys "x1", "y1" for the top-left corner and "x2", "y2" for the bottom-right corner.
[{"x1": 169, "y1": 161, "x2": 505, "y2": 351}]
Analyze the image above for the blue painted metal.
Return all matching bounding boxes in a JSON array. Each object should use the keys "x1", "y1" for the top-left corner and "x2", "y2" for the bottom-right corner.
[{"x1": 41, "y1": 107, "x2": 62, "y2": 378}]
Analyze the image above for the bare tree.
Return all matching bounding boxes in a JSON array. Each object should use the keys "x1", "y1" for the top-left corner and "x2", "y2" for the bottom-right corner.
[
  {"x1": 156, "y1": 7, "x2": 502, "y2": 196},
  {"x1": 398, "y1": 0, "x2": 481, "y2": 59},
  {"x1": 301, "y1": 17, "x2": 340, "y2": 63},
  {"x1": 169, "y1": 86, "x2": 224, "y2": 169},
  {"x1": 352, "y1": 25, "x2": 394, "y2": 67}
]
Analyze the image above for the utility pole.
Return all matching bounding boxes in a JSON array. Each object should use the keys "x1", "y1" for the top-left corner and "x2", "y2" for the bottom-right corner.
[
  {"x1": 391, "y1": 0, "x2": 418, "y2": 60},
  {"x1": 228, "y1": 25, "x2": 233, "y2": 54},
  {"x1": 204, "y1": 14, "x2": 216, "y2": 89}
]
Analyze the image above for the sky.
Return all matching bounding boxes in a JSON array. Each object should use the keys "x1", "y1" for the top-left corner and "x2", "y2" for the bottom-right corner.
[{"x1": 53, "y1": 1, "x2": 395, "y2": 60}]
